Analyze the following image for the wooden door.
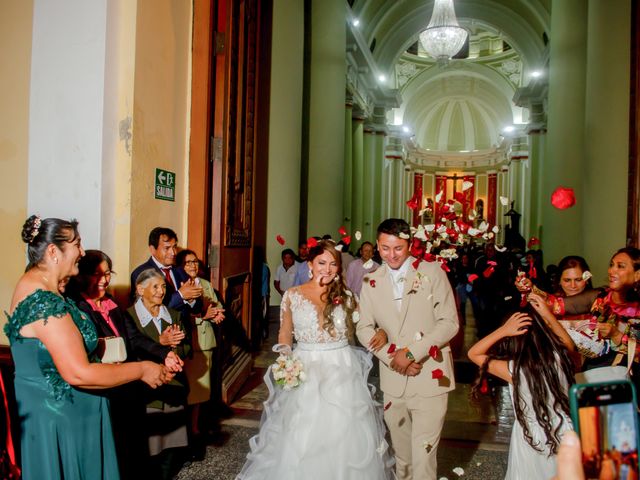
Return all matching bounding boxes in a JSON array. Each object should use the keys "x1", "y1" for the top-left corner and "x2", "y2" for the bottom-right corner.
[{"x1": 205, "y1": 0, "x2": 271, "y2": 404}]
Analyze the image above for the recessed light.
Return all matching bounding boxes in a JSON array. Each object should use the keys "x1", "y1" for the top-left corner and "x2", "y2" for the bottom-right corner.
[
  {"x1": 352, "y1": 18, "x2": 360, "y2": 27},
  {"x1": 378, "y1": 74, "x2": 386, "y2": 83}
]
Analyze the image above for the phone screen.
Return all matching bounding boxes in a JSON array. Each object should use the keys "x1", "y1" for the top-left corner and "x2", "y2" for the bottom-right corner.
[{"x1": 574, "y1": 382, "x2": 639, "y2": 479}]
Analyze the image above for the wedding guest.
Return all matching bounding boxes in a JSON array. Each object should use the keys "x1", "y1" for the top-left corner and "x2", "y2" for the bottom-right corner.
[
  {"x1": 67, "y1": 250, "x2": 184, "y2": 479},
  {"x1": 554, "y1": 256, "x2": 593, "y2": 298},
  {"x1": 130, "y1": 227, "x2": 202, "y2": 312},
  {"x1": 176, "y1": 249, "x2": 225, "y2": 458},
  {"x1": 345, "y1": 241, "x2": 380, "y2": 296},
  {"x1": 468, "y1": 307, "x2": 575, "y2": 478},
  {"x1": 5, "y1": 216, "x2": 170, "y2": 480},
  {"x1": 274, "y1": 248, "x2": 297, "y2": 298},
  {"x1": 127, "y1": 269, "x2": 191, "y2": 480}
]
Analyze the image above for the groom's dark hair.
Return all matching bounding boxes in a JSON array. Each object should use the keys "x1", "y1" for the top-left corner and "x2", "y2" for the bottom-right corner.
[{"x1": 377, "y1": 218, "x2": 411, "y2": 241}]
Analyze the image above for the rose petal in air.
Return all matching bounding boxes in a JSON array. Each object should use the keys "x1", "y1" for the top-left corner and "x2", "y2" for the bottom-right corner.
[
  {"x1": 338, "y1": 226, "x2": 348, "y2": 236},
  {"x1": 500, "y1": 196, "x2": 509, "y2": 206},
  {"x1": 354, "y1": 230, "x2": 362, "y2": 241},
  {"x1": 276, "y1": 234, "x2": 286, "y2": 245},
  {"x1": 452, "y1": 467, "x2": 465, "y2": 476},
  {"x1": 462, "y1": 181, "x2": 473, "y2": 191},
  {"x1": 435, "y1": 191, "x2": 443, "y2": 203}
]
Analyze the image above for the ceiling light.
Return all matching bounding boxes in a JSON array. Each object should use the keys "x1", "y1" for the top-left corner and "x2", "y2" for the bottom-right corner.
[
  {"x1": 378, "y1": 74, "x2": 386, "y2": 83},
  {"x1": 503, "y1": 126, "x2": 515, "y2": 133},
  {"x1": 530, "y1": 70, "x2": 543, "y2": 78},
  {"x1": 419, "y1": 0, "x2": 467, "y2": 66},
  {"x1": 352, "y1": 18, "x2": 360, "y2": 27},
  {"x1": 402, "y1": 126, "x2": 410, "y2": 133}
]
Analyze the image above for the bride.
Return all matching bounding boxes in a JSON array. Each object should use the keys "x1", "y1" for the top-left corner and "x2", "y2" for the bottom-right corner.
[{"x1": 236, "y1": 240, "x2": 395, "y2": 479}]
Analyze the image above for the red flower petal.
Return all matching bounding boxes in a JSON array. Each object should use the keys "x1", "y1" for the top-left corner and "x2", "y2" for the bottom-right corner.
[
  {"x1": 276, "y1": 234, "x2": 286, "y2": 246},
  {"x1": 551, "y1": 186, "x2": 576, "y2": 210},
  {"x1": 342, "y1": 235, "x2": 351, "y2": 245},
  {"x1": 405, "y1": 192, "x2": 421, "y2": 211},
  {"x1": 454, "y1": 191, "x2": 465, "y2": 203},
  {"x1": 307, "y1": 237, "x2": 318, "y2": 248},
  {"x1": 369, "y1": 279, "x2": 376, "y2": 288},
  {"x1": 439, "y1": 260, "x2": 450, "y2": 272},
  {"x1": 410, "y1": 238, "x2": 425, "y2": 259},
  {"x1": 480, "y1": 378, "x2": 489, "y2": 394},
  {"x1": 387, "y1": 343, "x2": 396, "y2": 354},
  {"x1": 527, "y1": 237, "x2": 540, "y2": 248},
  {"x1": 412, "y1": 258, "x2": 422, "y2": 269},
  {"x1": 338, "y1": 226, "x2": 348, "y2": 236},
  {"x1": 468, "y1": 273, "x2": 479, "y2": 283},
  {"x1": 483, "y1": 266, "x2": 495, "y2": 278},
  {"x1": 424, "y1": 253, "x2": 437, "y2": 262},
  {"x1": 428, "y1": 345, "x2": 440, "y2": 359},
  {"x1": 431, "y1": 368, "x2": 444, "y2": 380},
  {"x1": 384, "y1": 401, "x2": 392, "y2": 411}
]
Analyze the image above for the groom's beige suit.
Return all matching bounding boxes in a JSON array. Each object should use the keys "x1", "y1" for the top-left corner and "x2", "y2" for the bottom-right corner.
[{"x1": 357, "y1": 257, "x2": 459, "y2": 480}]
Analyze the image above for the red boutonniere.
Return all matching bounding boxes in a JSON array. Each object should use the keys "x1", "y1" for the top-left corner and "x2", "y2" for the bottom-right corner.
[
  {"x1": 387, "y1": 343, "x2": 397, "y2": 354},
  {"x1": 428, "y1": 345, "x2": 440, "y2": 359},
  {"x1": 369, "y1": 279, "x2": 376, "y2": 288},
  {"x1": 431, "y1": 368, "x2": 444, "y2": 380}
]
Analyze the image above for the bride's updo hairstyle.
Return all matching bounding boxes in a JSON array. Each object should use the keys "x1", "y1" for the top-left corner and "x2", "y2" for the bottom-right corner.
[
  {"x1": 21, "y1": 215, "x2": 80, "y2": 271},
  {"x1": 307, "y1": 240, "x2": 357, "y2": 343}
]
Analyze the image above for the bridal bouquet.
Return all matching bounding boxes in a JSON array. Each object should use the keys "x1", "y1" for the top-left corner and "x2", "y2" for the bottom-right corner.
[{"x1": 271, "y1": 351, "x2": 306, "y2": 390}]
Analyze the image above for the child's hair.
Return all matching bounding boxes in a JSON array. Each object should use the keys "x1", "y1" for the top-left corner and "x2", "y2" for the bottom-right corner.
[{"x1": 472, "y1": 306, "x2": 575, "y2": 455}]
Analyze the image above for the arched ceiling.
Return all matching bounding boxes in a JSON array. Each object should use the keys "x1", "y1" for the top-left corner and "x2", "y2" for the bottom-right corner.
[{"x1": 349, "y1": 0, "x2": 549, "y2": 156}]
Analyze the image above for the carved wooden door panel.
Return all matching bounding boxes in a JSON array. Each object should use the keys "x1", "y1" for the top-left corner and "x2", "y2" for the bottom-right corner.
[{"x1": 209, "y1": 0, "x2": 271, "y2": 404}]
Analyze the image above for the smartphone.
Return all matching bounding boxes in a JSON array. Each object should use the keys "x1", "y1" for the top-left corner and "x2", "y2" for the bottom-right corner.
[{"x1": 569, "y1": 380, "x2": 640, "y2": 479}]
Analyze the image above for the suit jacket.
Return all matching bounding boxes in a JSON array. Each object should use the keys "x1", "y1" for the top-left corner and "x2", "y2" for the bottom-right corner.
[
  {"x1": 130, "y1": 257, "x2": 192, "y2": 311},
  {"x1": 74, "y1": 296, "x2": 171, "y2": 362},
  {"x1": 357, "y1": 258, "x2": 459, "y2": 398}
]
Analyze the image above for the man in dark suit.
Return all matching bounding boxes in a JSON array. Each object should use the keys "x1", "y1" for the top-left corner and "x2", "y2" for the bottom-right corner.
[{"x1": 130, "y1": 227, "x2": 202, "y2": 311}]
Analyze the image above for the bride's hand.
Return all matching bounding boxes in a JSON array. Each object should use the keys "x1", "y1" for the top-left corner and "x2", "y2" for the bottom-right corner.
[{"x1": 368, "y1": 328, "x2": 388, "y2": 352}]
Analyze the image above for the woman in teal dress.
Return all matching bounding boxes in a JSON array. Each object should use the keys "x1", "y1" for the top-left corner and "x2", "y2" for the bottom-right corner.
[{"x1": 4, "y1": 216, "x2": 172, "y2": 480}]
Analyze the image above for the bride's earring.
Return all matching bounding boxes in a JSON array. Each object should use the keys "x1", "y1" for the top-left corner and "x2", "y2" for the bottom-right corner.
[
  {"x1": 53, "y1": 257, "x2": 59, "y2": 264},
  {"x1": 333, "y1": 275, "x2": 339, "y2": 282},
  {"x1": 308, "y1": 270, "x2": 313, "y2": 279}
]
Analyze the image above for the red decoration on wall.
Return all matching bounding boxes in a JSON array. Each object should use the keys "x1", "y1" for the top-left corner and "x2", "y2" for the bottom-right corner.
[
  {"x1": 434, "y1": 175, "x2": 447, "y2": 221},
  {"x1": 487, "y1": 173, "x2": 498, "y2": 225},
  {"x1": 411, "y1": 173, "x2": 423, "y2": 227}
]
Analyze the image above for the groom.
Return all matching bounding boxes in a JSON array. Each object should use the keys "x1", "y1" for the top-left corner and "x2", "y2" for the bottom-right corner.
[{"x1": 357, "y1": 218, "x2": 459, "y2": 480}]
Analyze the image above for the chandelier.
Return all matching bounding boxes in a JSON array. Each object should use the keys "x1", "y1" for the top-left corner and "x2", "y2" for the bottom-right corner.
[{"x1": 419, "y1": 0, "x2": 468, "y2": 65}]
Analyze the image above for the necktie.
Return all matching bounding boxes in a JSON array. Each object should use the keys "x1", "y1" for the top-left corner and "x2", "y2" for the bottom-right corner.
[{"x1": 162, "y1": 267, "x2": 175, "y2": 289}]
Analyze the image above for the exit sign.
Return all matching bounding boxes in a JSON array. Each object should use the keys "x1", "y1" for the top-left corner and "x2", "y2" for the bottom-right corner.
[{"x1": 155, "y1": 168, "x2": 175, "y2": 202}]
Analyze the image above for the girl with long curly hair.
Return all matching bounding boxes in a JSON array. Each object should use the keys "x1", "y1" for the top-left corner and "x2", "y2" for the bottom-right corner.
[
  {"x1": 237, "y1": 240, "x2": 395, "y2": 479},
  {"x1": 468, "y1": 305, "x2": 575, "y2": 479}
]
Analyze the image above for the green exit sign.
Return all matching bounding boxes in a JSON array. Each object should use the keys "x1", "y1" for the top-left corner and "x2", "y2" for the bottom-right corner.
[{"x1": 155, "y1": 168, "x2": 175, "y2": 202}]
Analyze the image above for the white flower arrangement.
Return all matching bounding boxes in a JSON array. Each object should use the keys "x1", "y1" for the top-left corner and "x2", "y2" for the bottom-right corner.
[{"x1": 272, "y1": 353, "x2": 306, "y2": 390}]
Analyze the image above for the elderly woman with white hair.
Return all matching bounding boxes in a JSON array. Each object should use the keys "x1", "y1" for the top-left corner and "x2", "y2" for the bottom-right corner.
[{"x1": 126, "y1": 268, "x2": 192, "y2": 480}]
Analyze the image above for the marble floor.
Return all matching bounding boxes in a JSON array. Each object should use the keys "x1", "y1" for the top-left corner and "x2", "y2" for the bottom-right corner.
[{"x1": 177, "y1": 303, "x2": 513, "y2": 479}]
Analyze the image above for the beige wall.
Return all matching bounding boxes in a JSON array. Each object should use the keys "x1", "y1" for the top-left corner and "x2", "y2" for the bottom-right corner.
[
  {"x1": 128, "y1": 0, "x2": 193, "y2": 273},
  {"x1": 0, "y1": 1, "x2": 34, "y2": 344}
]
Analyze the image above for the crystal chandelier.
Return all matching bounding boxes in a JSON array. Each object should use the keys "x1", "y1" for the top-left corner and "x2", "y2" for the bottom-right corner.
[{"x1": 419, "y1": 0, "x2": 468, "y2": 65}]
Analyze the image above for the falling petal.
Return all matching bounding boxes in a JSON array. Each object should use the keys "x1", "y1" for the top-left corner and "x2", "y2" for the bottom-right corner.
[
  {"x1": 425, "y1": 224, "x2": 436, "y2": 232},
  {"x1": 453, "y1": 467, "x2": 465, "y2": 476},
  {"x1": 335, "y1": 244, "x2": 343, "y2": 251},
  {"x1": 338, "y1": 226, "x2": 348, "y2": 236},
  {"x1": 355, "y1": 230, "x2": 362, "y2": 241},
  {"x1": 494, "y1": 244, "x2": 507, "y2": 252},
  {"x1": 462, "y1": 181, "x2": 473, "y2": 191},
  {"x1": 478, "y1": 221, "x2": 489, "y2": 232},
  {"x1": 362, "y1": 259, "x2": 374, "y2": 269},
  {"x1": 276, "y1": 234, "x2": 286, "y2": 246},
  {"x1": 435, "y1": 191, "x2": 443, "y2": 203},
  {"x1": 415, "y1": 225, "x2": 428, "y2": 241},
  {"x1": 500, "y1": 196, "x2": 509, "y2": 206},
  {"x1": 399, "y1": 232, "x2": 410, "y2": 239},
  {"x1": 492, "y1": 225, "x2": 500, "y2": 234},
  {"x1": 468, "y1": 228, "x2": 480, "y2": 236},
  {"x1": 582, "y1": 270, "x2": 592, "y2": 281}
]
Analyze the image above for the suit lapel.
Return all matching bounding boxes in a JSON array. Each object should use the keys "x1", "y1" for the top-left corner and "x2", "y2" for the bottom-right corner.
[{"x1": 398, "y1": 265, "x2": 417, "y2": 331}]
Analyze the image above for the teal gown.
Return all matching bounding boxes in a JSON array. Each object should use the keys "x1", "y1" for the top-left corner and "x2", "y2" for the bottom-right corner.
[{"x1": 4, "y1": 289, "x2": 120, "y2": 480}]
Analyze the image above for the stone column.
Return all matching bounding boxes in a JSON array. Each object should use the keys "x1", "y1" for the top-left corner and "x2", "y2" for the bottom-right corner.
[
  {"x1": 307, "y1": 0, "x2": 346, "y2": 235},
  {"x1": 373, "y1": 131, "x2": 385, "y2": 230},
  {"x1": 343, "y1": 103, "x2": 353, "y2": 232},
  {"x1": 541, "y1": 0, "x2": 588, "y2": 263},
  {"x1": 362, "y1": 127, "x2": 375, "y2": 243},
  {"x1": 351, "y1": 117, "x2": 364, "y2": 236}
]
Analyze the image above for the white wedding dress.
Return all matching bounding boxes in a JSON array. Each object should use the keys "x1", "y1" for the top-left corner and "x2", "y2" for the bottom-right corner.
[{"x1": 236, "y1": 288, "x2": 394, "y2": 480}]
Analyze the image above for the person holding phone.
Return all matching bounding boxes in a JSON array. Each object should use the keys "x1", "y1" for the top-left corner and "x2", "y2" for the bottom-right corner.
[{"x1": 468, "y1": 306, "x2": 575, "y2": 479}]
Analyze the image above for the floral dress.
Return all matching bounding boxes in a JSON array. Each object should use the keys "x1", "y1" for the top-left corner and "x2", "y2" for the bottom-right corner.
[{"x1": 4, "y1": 290, "x2": 119, "y2": 480}]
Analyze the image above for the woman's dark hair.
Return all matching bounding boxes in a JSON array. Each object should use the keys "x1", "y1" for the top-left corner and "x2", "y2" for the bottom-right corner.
[
  {"x1": 555, "y1": 255, "x2": 593, "y2": 294},
  {"x1": 21, "y1": 215, "x2": 79, "y2": 271},
  {"x1": 66, "y1": 250, "x2": 113, "y2": 297},
  {"x1": 472, "y1": 307, "x2": 575, "y2": 455},
  {"x1": 307, "y1": 240, "x2": 357, "y2": 343}
]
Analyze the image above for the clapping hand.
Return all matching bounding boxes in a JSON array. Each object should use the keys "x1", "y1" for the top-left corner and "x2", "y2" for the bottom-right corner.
[
  {"x1": 159, "y1": 324, "x2": 186, "y2": 347},
  {"x1": 164, "y1": 351, "x2": 184, "y2": 372},
  {"x1": 179, "y1": 278, "x2": 203, "y2": 301},
  {"x1": 203, "y1": 304, "x2": 225, "y2": 324},
  {"x1": 500, "y1": 312, "x2": 532, "y2": 337}
]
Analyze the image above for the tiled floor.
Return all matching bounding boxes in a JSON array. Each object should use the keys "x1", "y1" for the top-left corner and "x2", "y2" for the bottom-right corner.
[{"x1": 177, "y1": 303, "x2": 512, "y2": 479}]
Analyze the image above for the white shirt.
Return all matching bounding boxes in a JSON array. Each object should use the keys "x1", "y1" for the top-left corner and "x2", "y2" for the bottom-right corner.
[
  {"x1": 134, "y1": 298, "x2": 173, "y2": 334},
  {"x1": 275, "y1": 263, "x2": 298, "y2": 293},
  {"x1": 387, "y1": 257, "x2": 412, "y2": 311}
]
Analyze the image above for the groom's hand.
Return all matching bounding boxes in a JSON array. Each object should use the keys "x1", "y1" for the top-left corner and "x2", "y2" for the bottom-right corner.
[
  {"x1": 405, "y1": 362, "x2": 422, "y2": 376},
  {"x1": 390, "y1": 348, "x2": 414, "y2": 374}
]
